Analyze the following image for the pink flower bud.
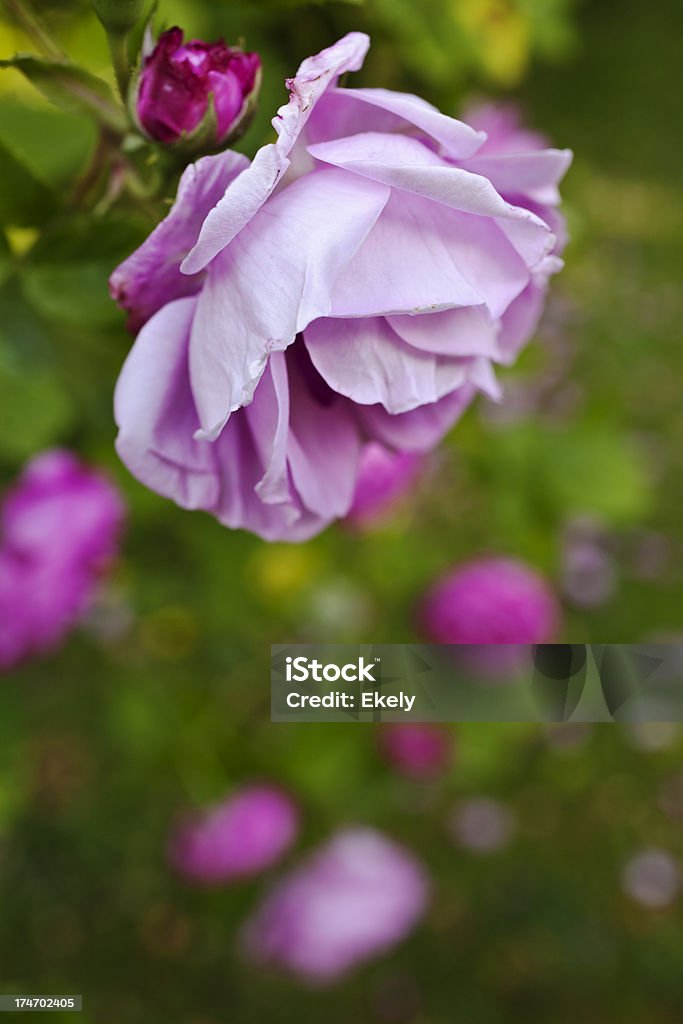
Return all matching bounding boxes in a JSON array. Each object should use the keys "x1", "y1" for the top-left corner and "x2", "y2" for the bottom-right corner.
[
  {"x1": 168, "y1": 785, "x2": 298, "y2": 885},
  {"x1": 420, "y1": 557, "x2": 560, "y2": 675},
  {"x1": 136, "y1": 28, "x2": 261, "y2": 147},
  {"x1": 421, "y1": 557, "x2": 559, "y2": 646},
  {"x1": 378, "y1": 724, "x2": 453, "y2": 779}
]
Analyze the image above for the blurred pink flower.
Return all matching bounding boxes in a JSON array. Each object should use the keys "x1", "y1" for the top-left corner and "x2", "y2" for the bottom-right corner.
[
  {"x1": 112, "y1": 35, "x2": 571, "y2": 541},
  {"x1": 346, "y1": 443, "x2": 424, "y2": 530},
  {"x1": 136, "y1": 28, "x2": 260, "y2": 146},
  {"x1": 241, "y1": 827, "x2": 429, "y2": 983},
  {"x1": 420, "y1": 557, "x2": 560, "y2": 655},
  {"x1": 0, "y1": 450, "x2": 125, "y2": 671},
  {"x1": 378, "y1": 724, "x2": 453, "y2": 779},
  {"x1": 622, "y1": 848, "x2": 680, "y2": 909},
  {"x1": 448, "y1": 797, "x2": 515, "y2": 853},
  {"x1": 168, "y1": 785, "x2": 298, "y2": 885}
]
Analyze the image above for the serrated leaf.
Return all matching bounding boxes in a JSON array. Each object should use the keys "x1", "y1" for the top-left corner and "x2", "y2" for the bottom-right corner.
[{"x1": 0, "y1": 55, "x2": 126, "y2": 131}]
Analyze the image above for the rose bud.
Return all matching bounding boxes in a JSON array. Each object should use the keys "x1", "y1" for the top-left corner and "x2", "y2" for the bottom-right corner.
[{"x1": 136, "y1": 27, "x2": 261, "y2": 149}]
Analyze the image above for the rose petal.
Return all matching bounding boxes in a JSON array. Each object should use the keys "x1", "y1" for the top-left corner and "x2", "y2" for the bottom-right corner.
[
  {"x1": 181, "y1": 32, "x2": 371, "y2": 275},
  {"x1": 110, "y1": 151, "x2": 248, "y2": 332},
  {"x1": 188, "y1": 168, "x2": 389, "y2": 439}
]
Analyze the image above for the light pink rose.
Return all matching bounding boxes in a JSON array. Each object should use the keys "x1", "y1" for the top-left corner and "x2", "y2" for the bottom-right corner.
[{"x1": 112, "y1": 36, "x2": 571, "y2": 541}]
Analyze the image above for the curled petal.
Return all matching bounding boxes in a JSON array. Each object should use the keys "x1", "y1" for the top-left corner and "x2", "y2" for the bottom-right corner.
[
  {"x1": 358, "y1": 389, "x2": 476, "y2": 452},
  {"x1": 181, "y1": 32, "x2": 371, "y2": 275},
  {"x1": 304, "y1": 316, "x2": 475, "y2": 414},
  {"x1": 331, "y1": 191, "x2": 531, "y2": 321},
  {"x1": 188, "y1": 168, "x2": 389, "y2": 439},
  {"x1": 114, "y1": 296, "x2": 220, "y2": 509},
  {"x1": 308, "y1": 86, "x2": 485, "y2": 159},
  {"x1": 387, "y1": 306, "x2": 500, "y2": 360}
]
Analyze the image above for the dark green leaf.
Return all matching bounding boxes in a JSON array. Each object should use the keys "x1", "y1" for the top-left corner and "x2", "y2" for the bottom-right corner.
[
  {"x1": 0, "y1": 280, "x2": 75, "y2": 457},
  {"x1": 0, "y1": 139, "x2": 56, "y2": 228},
  {"x1": 19, "y1": 212, "x2": 148, "y2": 329}
]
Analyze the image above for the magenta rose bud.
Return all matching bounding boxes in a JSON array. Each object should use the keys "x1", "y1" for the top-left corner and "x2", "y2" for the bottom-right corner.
[
  {"x1": 420, "y1": 557, "x2": 560, "y2": 673},
  {"x1": 136, "y1": 27, "x2": 261, "y2": 147},
  {"x1": 346, "y1": 443, "x2": 424, "y2": 530},
  {"x1": 0, "y1": 450, "x2": 125, "y2": 671},
  {"x1": 378, "y1": 724, "x2": 453, "y2": 779},
  {"x1": 241, "y1": 828, "x2": 429, "y2": 984},
  {"x1": 112, "y1": 35, "x2": 571, "y2": 541},
  {"x1": 168, "y1": 785, "x2": 298, "y2": 885}
]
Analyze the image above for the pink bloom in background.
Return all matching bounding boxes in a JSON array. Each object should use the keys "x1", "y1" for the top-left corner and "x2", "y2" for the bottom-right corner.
[
  {"x1": 420, "y1": 557, "x2": 560, "y2": 673},
  {"x1": 463, "y1": 103, "x2": 549, "y2": 158},
  {"x1": 378, "y1": 724, "x2": 453, "y2": 779},
  {"x1": 241, "y1": 827, "x2": 428, "y2": 983},
  {"x1": 448, "y1": 797, "x2": 516, "y2": 854},
  {"x1": 112, "y1": 33, "x2": 571, "y2": 541},
  {"x1": 0, "y1": 450, "x2": 124, "y2": 671},
  {"x1": 346, "y1": 443, "x2": 424, "y2": 530},
  {"x1": 136, "y1": 28, "x2": 261, "y2": 146},
  {"x1": 168, "y1": 785, "x2": 298, "y2": 885}
]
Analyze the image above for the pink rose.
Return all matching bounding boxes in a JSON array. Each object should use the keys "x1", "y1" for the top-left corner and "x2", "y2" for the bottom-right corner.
[{"x1": 112, "y1": 35, "x2": 571, "y2": 541}]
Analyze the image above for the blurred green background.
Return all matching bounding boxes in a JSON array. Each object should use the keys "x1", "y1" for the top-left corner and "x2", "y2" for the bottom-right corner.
[{"x1": 1, "y1": 0, "x2": 682, "y2": 1020}]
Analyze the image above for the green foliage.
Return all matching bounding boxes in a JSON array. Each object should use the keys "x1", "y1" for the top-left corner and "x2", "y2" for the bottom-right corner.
[
  {"x1": 0, "y1": 138, "x2": 56, "y2": 227},
  {"x1": 21, "y1": 214, "x2": 146, "y2": 328},
  {"x1": 91, "y1": 0, "x2": 149, "y2": 35},
  {"x1": 0, "y1": 54, "x2": 126, "y2": 129}
]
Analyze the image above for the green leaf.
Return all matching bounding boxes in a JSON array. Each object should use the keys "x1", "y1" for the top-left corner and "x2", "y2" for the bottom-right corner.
[
  {"x1": 19, "y1": 212, "x2": 147, "y2": 329},
  {"x1": 0, "y1": 103, "x2": 97, "y2": 188},
  {"x1": 0, "y1": 233, "x2": 12, "y2": 288},
  {"x1": 20, "y1": 262, "x2": 121, "y2": 329},
  {"x1": 0, "y1": 55, "x2": 126, "y2": 132},
  {"x1": 0, "y1": 277, "x2": 76, "y2": 459},
  {"x1": 0, "y1": 139, "x2": 56, "y2": 228},
  {"x1": 0, "y1": 361, "x2": 75, "y2": 460}
]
